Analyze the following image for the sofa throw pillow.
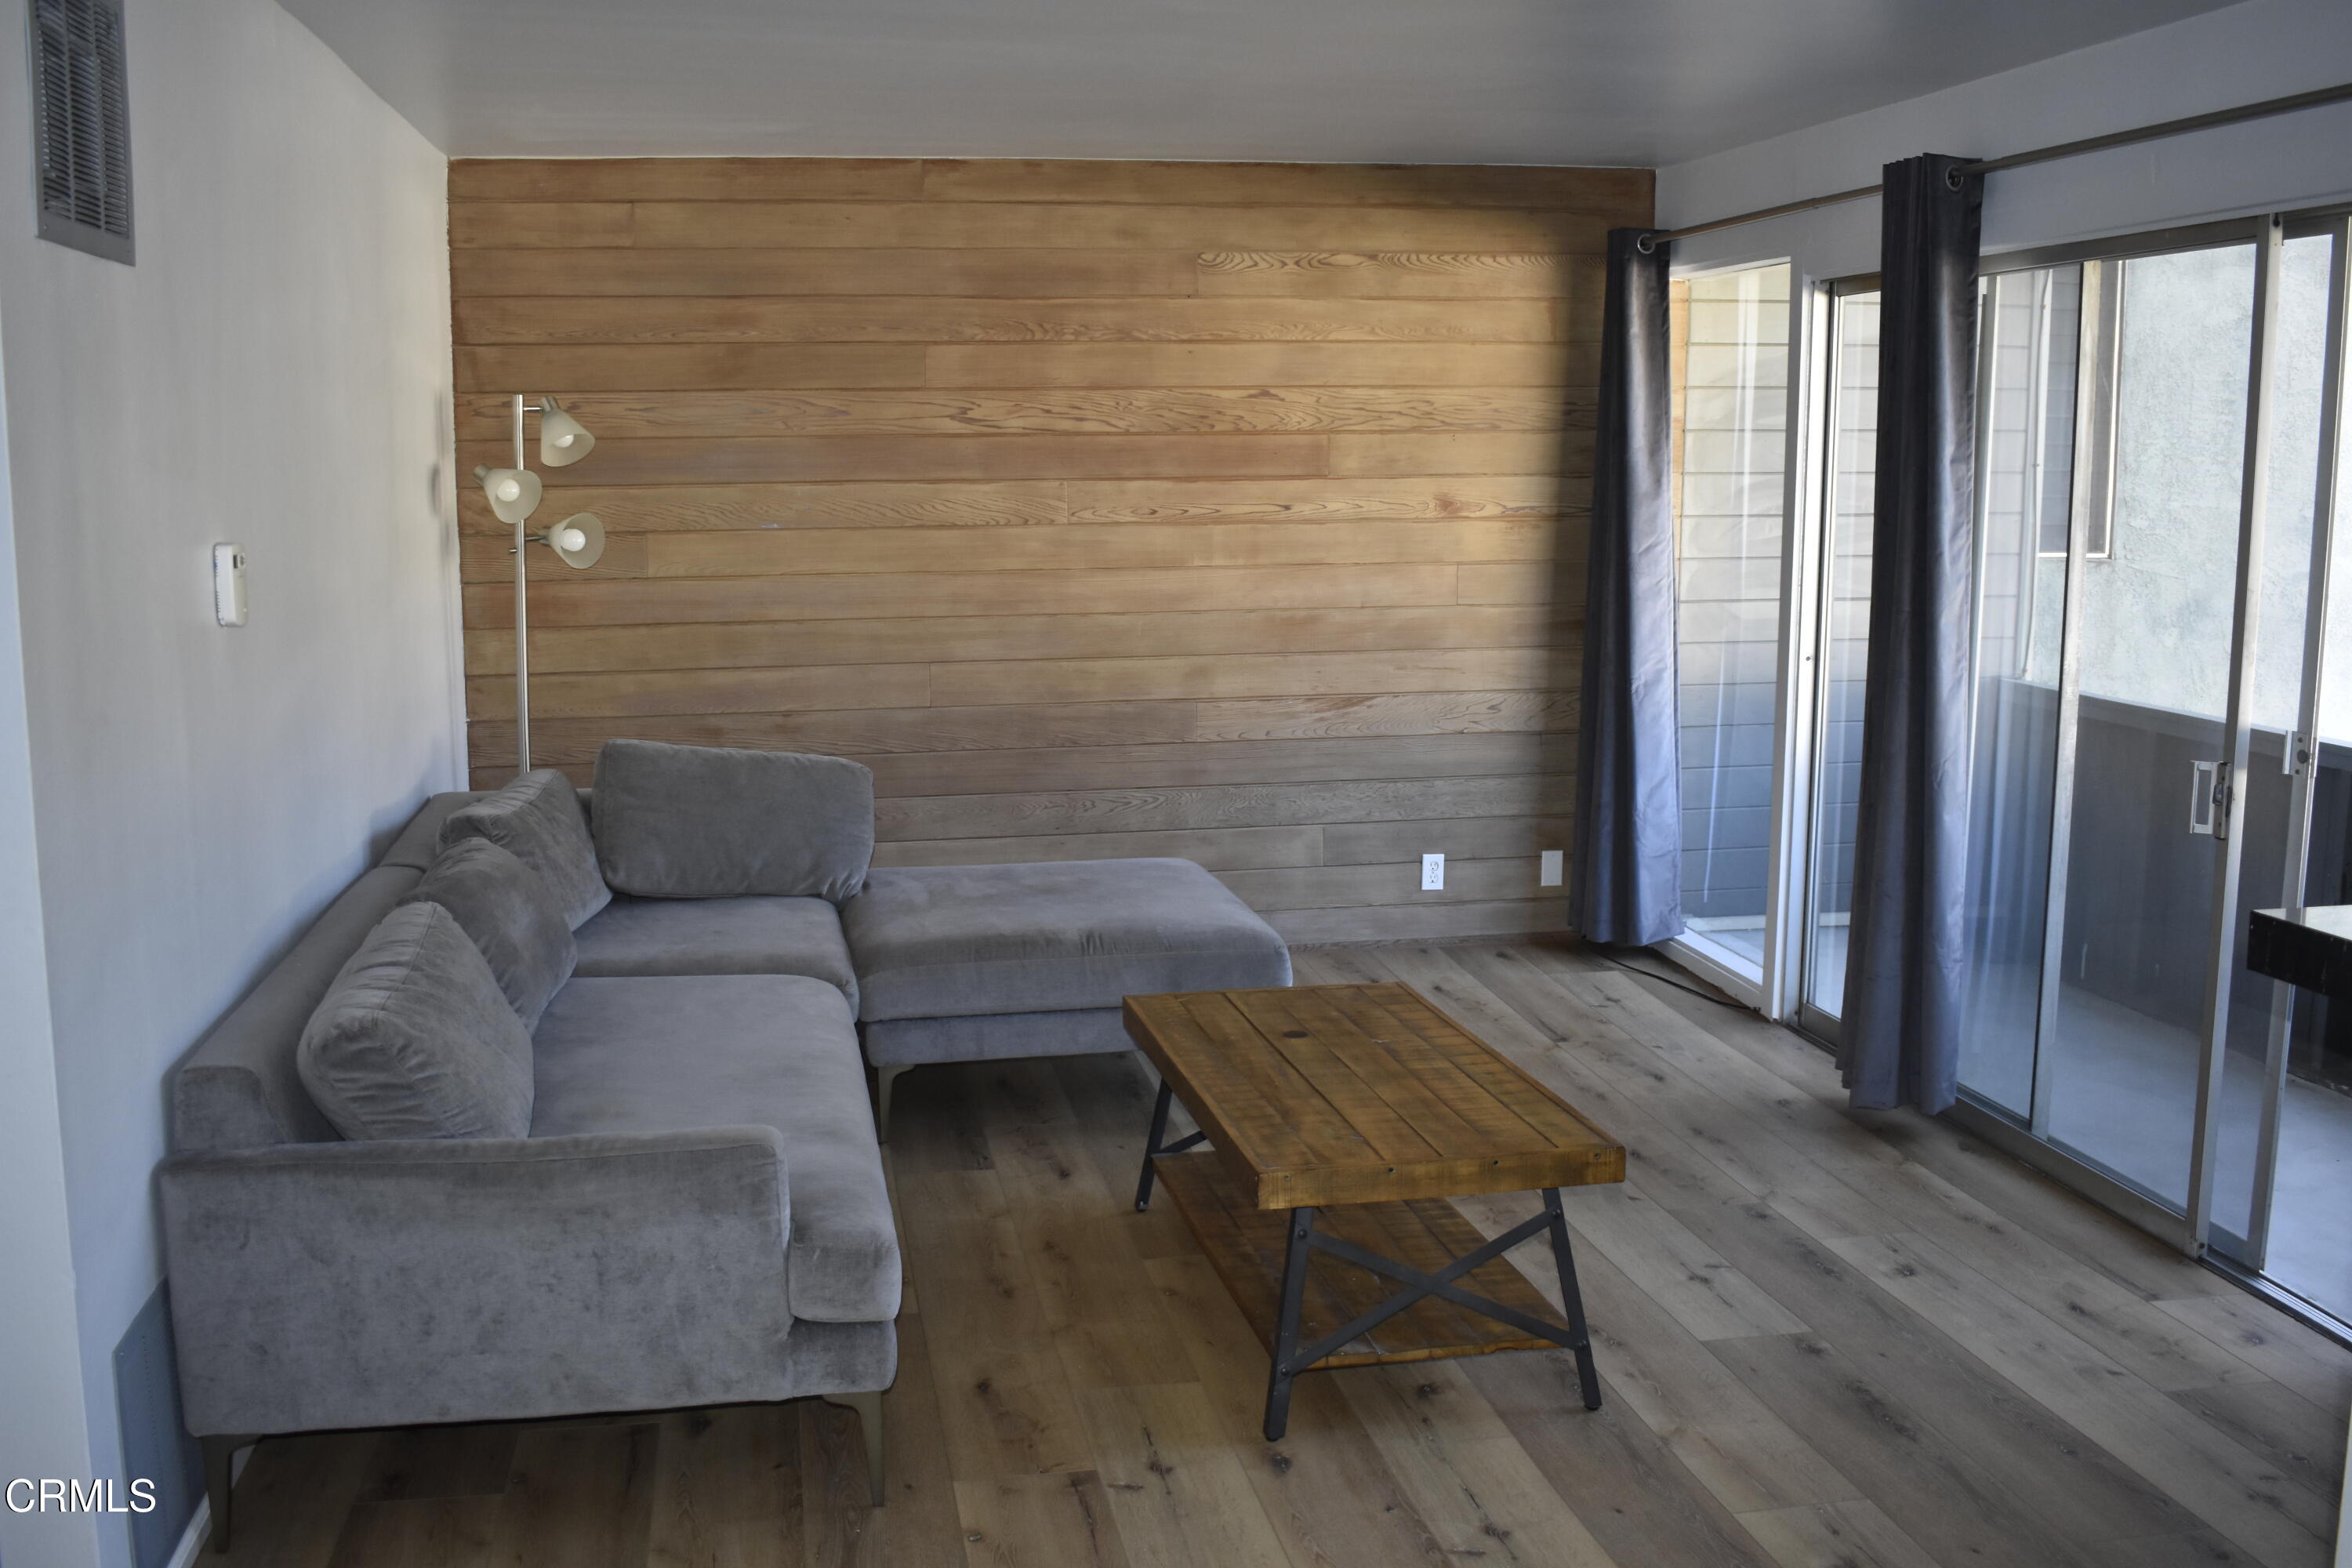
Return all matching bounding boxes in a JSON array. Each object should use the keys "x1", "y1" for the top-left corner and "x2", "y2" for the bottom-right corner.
[
  {"x1": 440, "y1": 768, "x2": 610, "y2": 929},
  {"x1": 399, "y1": 838, "x2": 576, "y2": 1029},
  {"x1": 593, "y1": 739, "x2": 875, "y2": 904},
  {"x1": 297, "y1": 902, "x2": 535, "y2": 1142}
]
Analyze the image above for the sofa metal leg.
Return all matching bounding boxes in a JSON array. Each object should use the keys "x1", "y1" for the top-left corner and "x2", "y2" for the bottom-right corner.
[
  {"x1": 873, "y1": 1065, "x2": 909, "y2": 1145},
  {"x1": 823, "y1": 1391, "x2": 885, "y2": 1506},
  {"x1": 201, "y1": 1435, "x2": 255, "y2": 1553}
]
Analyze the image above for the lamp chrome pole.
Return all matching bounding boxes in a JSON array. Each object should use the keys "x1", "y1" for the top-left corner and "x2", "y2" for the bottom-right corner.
[
  {"x1": 513, "y1": 393, "x2": 530, "y2": 778},
  {"x1": 475, "y1": 395, "x2": 599, "y2": 782}
]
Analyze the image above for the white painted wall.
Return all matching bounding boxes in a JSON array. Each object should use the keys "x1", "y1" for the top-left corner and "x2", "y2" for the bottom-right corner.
[
  {"x1": 1657, "y1": 0, "x2": 2352, "y2": 279},
  {"x1": 0, "y1": 323, "x2": 101, "y2": 1568},
  {"x1": 0, "y1": 0, "x2": 460, "y2": 1560}
]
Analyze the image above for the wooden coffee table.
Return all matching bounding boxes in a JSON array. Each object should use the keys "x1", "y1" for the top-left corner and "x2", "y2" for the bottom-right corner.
[{"x1": 1124, "y1": 981, "x2": 1626, "y2": 1439}]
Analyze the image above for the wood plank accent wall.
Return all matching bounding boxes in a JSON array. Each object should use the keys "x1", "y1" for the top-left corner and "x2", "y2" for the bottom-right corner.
[{"x1": 449, "y1": 158, "x2": 1648, "y2": 942}]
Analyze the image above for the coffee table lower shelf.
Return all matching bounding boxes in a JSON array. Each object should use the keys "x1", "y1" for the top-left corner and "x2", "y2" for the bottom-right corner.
[{"x1": 1151, "y1": 1150, "x2": 1574, "y2": 1370}]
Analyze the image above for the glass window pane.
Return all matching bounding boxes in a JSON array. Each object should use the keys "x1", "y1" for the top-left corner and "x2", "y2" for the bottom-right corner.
[
  {"x1": 1672, "y1": 264, "x2": 1791, "y2": 977},
  {"x1": 1803, "y1": 289, "x2": 1878, "y2": 1018},
  {"x1": 2044, "y1": 243, "x2": 2256, "y2": 1207},
  {"x1": 1959, "y1": 266, "x2": 2081, "y2": 1116}
]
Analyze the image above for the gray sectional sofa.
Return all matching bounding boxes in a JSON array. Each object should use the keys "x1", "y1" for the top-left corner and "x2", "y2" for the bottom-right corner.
[{"x1": 160, "y1": 739, "x2": 1288, "y2": 1551}]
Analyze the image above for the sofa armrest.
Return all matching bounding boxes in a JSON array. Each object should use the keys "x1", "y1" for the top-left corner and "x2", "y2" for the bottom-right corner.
[{"x1": 160, "y1": 1127, "x2": 795, "y2": 1437}]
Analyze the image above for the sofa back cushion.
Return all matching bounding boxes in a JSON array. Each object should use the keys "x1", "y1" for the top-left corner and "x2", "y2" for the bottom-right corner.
[
  {"x1": 400, "y1": 839, "x2": 576, "y2": 1028},
  {"x1": 441, "y1": 769, "x2": 609, "y2": 929},
  {"x1": 592, "y1": 740, "x2": 874, "y2": 904},
  {"x1": 298, "y1": 902, "x2": 535, "y2": 1141}
]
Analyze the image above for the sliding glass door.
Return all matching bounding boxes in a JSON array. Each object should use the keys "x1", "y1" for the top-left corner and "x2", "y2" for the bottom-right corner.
[
  {"x1": 1671, "y1": 263, "x2": 1791, "y2": 983},
  {"x1": 1795, "y1": 285, "x2": 1880, "y2": 1033},
  {"x1": 1951, "y1": 212, "x2": 2352, "y2": 1327}
]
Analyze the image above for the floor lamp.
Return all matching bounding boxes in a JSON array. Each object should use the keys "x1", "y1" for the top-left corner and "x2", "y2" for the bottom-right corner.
[{"x1": 474, "y1": 394, "x2": 604, "y2": 779}]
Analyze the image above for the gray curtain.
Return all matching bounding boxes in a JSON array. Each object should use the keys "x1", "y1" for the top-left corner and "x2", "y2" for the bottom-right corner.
[
  {"x1": 1571, "y1": 229, "x2": 1682, "y2": 947},
  {"x1": 1838, "y1": 154, "x2": 1984, "y2": 1112}
]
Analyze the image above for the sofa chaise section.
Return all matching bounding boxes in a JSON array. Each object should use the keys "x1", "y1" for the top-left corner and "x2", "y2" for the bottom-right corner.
[{"x1": 842, "y1": 857, "x2": 1291, "y2": 1133}]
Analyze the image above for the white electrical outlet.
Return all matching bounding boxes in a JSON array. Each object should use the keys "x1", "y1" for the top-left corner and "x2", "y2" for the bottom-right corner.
[
  {"x1": 212, "y1": 543, "x2": 247, "y2": 626},
  {"x1": 1540, "y1": 849, "x2": 1564, "y2": 887},
  {"x1": 1421, "y1": 852, "x2": 1445, "y2": 891}
]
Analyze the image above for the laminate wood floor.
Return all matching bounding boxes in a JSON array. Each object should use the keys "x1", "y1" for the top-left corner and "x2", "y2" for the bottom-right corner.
[{"x1": 209, "y1": 938, "x2": 2352, "y2": 1568}]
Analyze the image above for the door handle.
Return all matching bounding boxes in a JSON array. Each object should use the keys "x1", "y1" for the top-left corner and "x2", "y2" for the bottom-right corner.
[{"x1": 2188, "y1": 759, "x2": 2229, "y2": 838}]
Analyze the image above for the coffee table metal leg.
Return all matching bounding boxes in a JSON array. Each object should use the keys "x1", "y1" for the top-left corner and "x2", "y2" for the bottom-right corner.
[
  {"x1": 1541, "y1": 1187, "x2": 1602, "y2": 1410},
  {"x1": 1264, "y1": 1206, "x2": 1317, "y2": 1442},
  {"x1": 1135, "y1": 1078, "x2": 1175, "y2": 1211},
  {"x1": 1134, "y1": 1076, "x2": 1209, "y2": 1213}
]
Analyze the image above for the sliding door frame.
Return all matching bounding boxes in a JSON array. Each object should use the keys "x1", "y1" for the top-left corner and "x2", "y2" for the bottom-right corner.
[
  {"x1": 1955, "y1": 208, "x2": 2352, "y2": 1264},
  {"x1": 1657, "y1": 256, "x2": 1813, "y2": 1013}
]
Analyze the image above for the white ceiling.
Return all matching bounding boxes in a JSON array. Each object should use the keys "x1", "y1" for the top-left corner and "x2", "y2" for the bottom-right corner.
[{"x1": 278, "y1": 0, "x2": 2245, "y2": 167}]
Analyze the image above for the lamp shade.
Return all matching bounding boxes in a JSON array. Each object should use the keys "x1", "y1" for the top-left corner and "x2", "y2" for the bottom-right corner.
[
  {"x1": 543, "y1": 512, "x2": 604, "y2": 570},
  {"x1": 538, "y1": 397, "x2": 597, "y2": 467},
  {"x1": 473, "y1": 464, "x2": 543, "y2": 525}
]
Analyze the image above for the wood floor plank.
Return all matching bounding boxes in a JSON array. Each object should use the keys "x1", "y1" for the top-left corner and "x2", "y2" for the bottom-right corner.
[
  {"x1": 1828, "y1": 1232, "x2": 2334, "y2": 1567},
  {"x1": 488, "y1": 1422, "x2": 659, "y2": 1568},
  {"x1": 2168, "y1": 1376, "x2": 2350, "y2": 1504},
  {"x1": 902, "y1": 1169, "x2": 1098, "y2": 1478},
  {"x1": 216, "y1": 1433, "x2": 380, "y2": 1568},
  {"x1": 1708, "y1": 1333, "x2": 2111, "y2": 1568},
  {"x1": 953, "y1": 1472, "x2": 1134, "y2": 1567},
  {"x1": 1383, "y1": 951, "x2": 2207, "y2": 1553},
  {"x1": 356, "y1": 1427, "x2": 517, "y2": 1502},
  {"x1": 1145, "y1": 1252, "x2": 1457, "y2": 1568},
  {"x1": 857, "y1": 1309, "x2": 984, "y2": 1566},
  {"x1": 2155, "y1": 1294, "x2": 2352, "y2": 1410},
  {"x1": 1557, "y1": 1184, "x2": 1811, "y2": 1343},
  {"x1": 1461, "y1": 1350, "x2": 1780, "y2": 1567},
  {"x1": 325, "y1": 1497, "x2": 502, "y2": 1568},
  {"x1": 1076, "y1": 1382, "x2": 1294, "y2": 1568},
  {"x1": 1512, "y1": 946, "x2": 2263, "y2": 1389},
  {"x1": 2082, "y1": 1529, "x2": 2265, "y2": 1566},
  {"x1": 1334, "y1": 1360, "x2": 1621, "y2": 1568},
  {"x1": 1451, "y1": 1189, "x2": 1865, "y2": 1517},
  {"x1": 643, "y1": 1405, "x2": 802, "y2": 1568},
  {"x1": 1732, "y1": 1500, "x2": 1944, "y2": 1568}
]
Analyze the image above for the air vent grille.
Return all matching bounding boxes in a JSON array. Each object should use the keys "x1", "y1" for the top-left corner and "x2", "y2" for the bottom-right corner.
[{"x1": 31, "y1": 0, "x2": 132, "y2": 263}]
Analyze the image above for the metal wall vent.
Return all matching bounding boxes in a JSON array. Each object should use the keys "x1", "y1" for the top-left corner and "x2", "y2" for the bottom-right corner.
[{"x1": 30, "y1": 0, "x2": 132, "y2": 263}]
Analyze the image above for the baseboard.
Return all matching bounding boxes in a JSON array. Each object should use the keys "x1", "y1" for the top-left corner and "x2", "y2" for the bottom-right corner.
[{"x1": 164, "y1": 1502, "x2": 207, "y2": 1568}]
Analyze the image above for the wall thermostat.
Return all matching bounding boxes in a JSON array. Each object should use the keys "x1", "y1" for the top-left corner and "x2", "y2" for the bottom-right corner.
[{"x1": 212, "y1": 543, "x2": 247, "y2": 626}]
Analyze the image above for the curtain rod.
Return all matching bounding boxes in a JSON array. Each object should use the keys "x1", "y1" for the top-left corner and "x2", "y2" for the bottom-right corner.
[{"x1": 1637, "y1": 78, "x2": 2352, "y2": 253}]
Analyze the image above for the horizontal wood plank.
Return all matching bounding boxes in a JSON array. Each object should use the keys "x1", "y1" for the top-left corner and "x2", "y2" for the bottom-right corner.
[
  {"x1": 1196, "y1": 250, "x2": 1602, "y2": 299},
  {"x1": 459, "y1": 479, "x2": 1068, "y2": 535},
  {"x1": 456, "y1": 386, "x2": 1587, "y2": 439},
  {"x1": 871, "y1": 824, "x2": 1325, "y2": 872},
  {"x1": 873, "y1": 774, "x2": 1573, "y2": 840},
  {"x1": 459, "y1": 433, "x2": 1334, "y2": 485},
  {"x1": 451, "y1": 247, "x2": 1196, "y2": 297},
  {"x1": 465, "y1": 605, "x2": 1565, "y2": 675},
  {"x1": 456, "y1": 344, "x2": 931, "y2": 391},
  {"x1": 449, "y1": 157, "x2": 926, "y2": 203},
  {"x1": 454, "y1": 295, "x2": 1566, "y2": 346},
  {"x1": 922, "y1": 645, "x2": 1572, "y2": 707},
  {"x1": 925, "y1": 341, "x2": 1597, "y2": 388},
  {"x1": 916, "y1": 158, "x2": 1652, "y2": 213},
  {"x1": 618, "y1": 520, "x2": 1559, "y2": 581},
  {"x1": 467, "y1": 690, "x2": 1574, "y2": 762},
  {"x1": 490, "y1": 201, "x2": 1613, "y2": 253},
  {"x1": 463, "y1": 563, "x2": 1463, "y2": 626}
]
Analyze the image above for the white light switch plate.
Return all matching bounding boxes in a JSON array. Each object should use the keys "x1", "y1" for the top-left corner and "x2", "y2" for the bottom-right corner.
[
  {"x1": 1540, "y1": 849, "x2": 1564, "y2": 887},
  {"x1": 1421, "y1": 852, "x2": 1445, "y2": 891},
  {"x1": 212, "y1": 543, "x2": 247, "y2": 626}
]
